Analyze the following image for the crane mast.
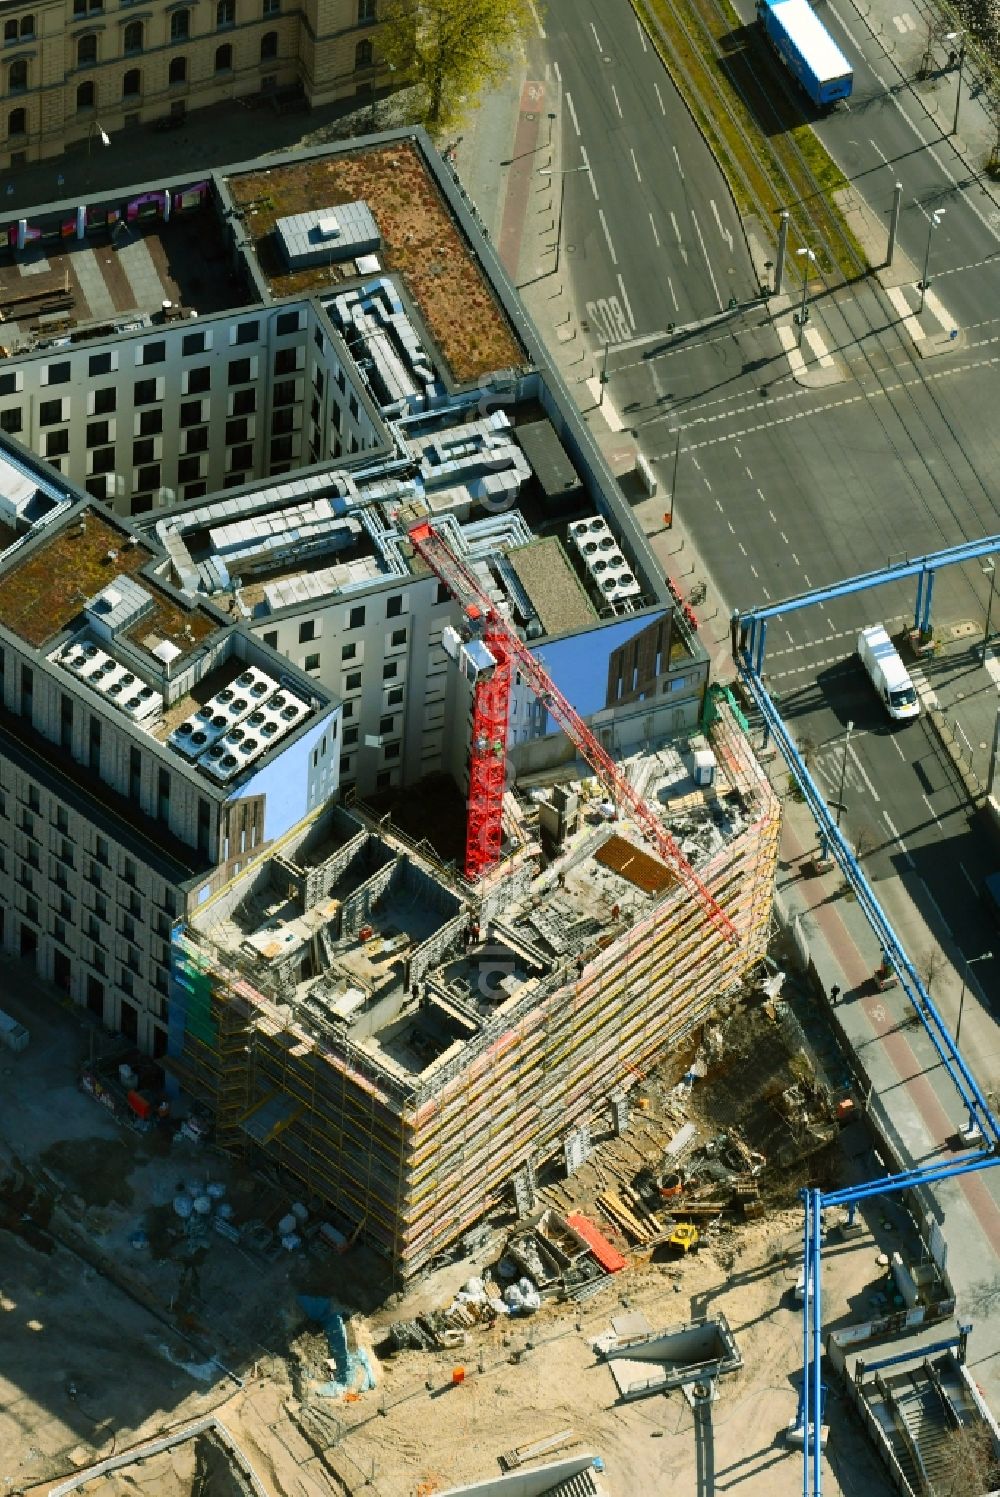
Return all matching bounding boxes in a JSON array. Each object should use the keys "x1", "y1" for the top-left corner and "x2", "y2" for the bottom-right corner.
[{"x1": 408, "y1": 520, "x2": 737, "y2": 942}]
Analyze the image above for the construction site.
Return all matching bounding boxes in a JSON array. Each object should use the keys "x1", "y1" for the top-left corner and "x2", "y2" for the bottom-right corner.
[
  {"x1": 168, "y1": 691, "x2": 780, "y2": 1282},
  {"x1": 3, "y1": 882, "x2": 936, "y2": 1497}
]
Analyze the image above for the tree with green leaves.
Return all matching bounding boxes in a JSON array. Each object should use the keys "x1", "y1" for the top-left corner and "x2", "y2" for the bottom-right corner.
[{"x1": 379, "y1": 0, "x2": 537, "y2": 134}]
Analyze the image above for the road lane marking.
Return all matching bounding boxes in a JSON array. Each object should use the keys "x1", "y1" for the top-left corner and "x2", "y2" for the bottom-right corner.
[
  {"x1": 579, "y1": 144, "x2": 599, "y2": 198},
  {"x1": 847, "y1": 744, "x2": 880, "y2": 803},
  {"x1": 598, "y1": 208, "x2": 618, "y2": 265},
  {"x1": 669, "y1": 212, "x2": 688, "y2": 264},
  {"x1": 672, "y1": 143, "x2": 684, "y2": 179},
  {"x1": 690, "y1": 210, "x2": 722, "y2": 308},
  {"x1": 666, "y1": 275, "x2": 679, "y2": 312},
  {"x1": 585, "y1": 295, "x2": 632, "y2": 343},
  {"x1": 611, "y1": 83, "x2": 623, "y2": 119},
  {"x1": 617, "y1": 273, "x2": 636, "y2": 332},
  {"x1": 883, "y1": 811, "x2": 915, "y2": 869},
  {"x1": 960, "y1": 863, "x2": 978, "y2": 897},
  {"x1": 586, "y1": 379, "x2": 624, "y2": 429},
  {"x1": 922, "y1": 793, "x2": 941, "y2": 827},
  {"x1": 590, "y1": 20, "x2": 603, "y2": 49},
  {"x1": 635, "y1": 11, "x2": 648, "y2": 49},
  {"x1": 630, "y1": 147, "x2": 642, "y2": 183},
  {"x1": 649, "y1": 211, "x2": 661, "y2": 248},
  {"x1": 528, "y1": 0, "x2": 546, "y2": 38},
  {"x1": 566, "y1": 90, "x2": 581, "y2": 137},
  {"x1": 710, "y1": 199, "x2": 733, "y2": 252},
  {"x1": 655, "y1": 82, "x2": 667, "y2": 115}
]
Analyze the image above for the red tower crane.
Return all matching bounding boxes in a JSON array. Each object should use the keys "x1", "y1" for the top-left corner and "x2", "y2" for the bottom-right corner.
[{"x1": 408, "y1": 520, "x2": 738, "y2": 943}]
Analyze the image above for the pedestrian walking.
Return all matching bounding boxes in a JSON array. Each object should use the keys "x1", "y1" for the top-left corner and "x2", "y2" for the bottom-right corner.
[{"x1": 830, "y1": 984, "x2": 841, "y2": 1005}]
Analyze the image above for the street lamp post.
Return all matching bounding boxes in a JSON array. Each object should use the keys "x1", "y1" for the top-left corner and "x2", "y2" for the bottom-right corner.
[
  {"x1": 917, "y1": 209, "x2": 945, "y2": 314},
  {"x1": 946, "y1": 31, "x2": 966, "y2": 135},
  {"x1": 667, "y1": 426, "x2": 682, "y2": 526},
  {"x1": 956, "y1": 950, "x2": 992, "y2": 1047},
  {"x1": 836, "y1": 719, "x2": 854, "y2": 829},
  {"x1": 981, "y1": 559, "x2": 996, "y2": 662},
  {"x1": 599, "y1": 340, "x2": 610, "y2": 407},
  {"x1": 538, "y1": 162, "x2": 590, "y2": 277},
  {"x1": 795, "y1": 246, "x2": 816, "y2": 348}
]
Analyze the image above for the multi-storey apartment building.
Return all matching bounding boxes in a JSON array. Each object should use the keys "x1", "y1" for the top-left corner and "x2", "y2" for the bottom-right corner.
[
  {"x1": 0, "y1": 0, "x2": 381, "y2": 169},
  {"x1": 0, "y1": 464, "x2": 340, "y2": 1051}
]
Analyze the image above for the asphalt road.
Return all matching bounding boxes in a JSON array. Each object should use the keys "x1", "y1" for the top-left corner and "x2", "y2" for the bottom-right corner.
[
  {"x1": 536, "y1": 0, "x2": 1000, "y2": 1114},
  {"x1": 540, "y1": 0, "x2": 757, "y2": 342}
]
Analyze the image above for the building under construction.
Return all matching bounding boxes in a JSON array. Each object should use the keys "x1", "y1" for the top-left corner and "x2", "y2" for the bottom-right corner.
[{"x1": 170, "y1": 693, "x2": 779, "y2": 1280}]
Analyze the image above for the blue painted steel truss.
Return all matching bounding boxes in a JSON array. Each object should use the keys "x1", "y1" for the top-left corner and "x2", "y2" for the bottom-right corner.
[{"x1": 734, "y1": 533, "x2": 1000, "y2": 1494}]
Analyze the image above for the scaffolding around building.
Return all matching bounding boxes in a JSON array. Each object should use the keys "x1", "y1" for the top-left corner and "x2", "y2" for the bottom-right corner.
[{"x1": 168, "y1": 699, "x2": 779, "y2": 1281}]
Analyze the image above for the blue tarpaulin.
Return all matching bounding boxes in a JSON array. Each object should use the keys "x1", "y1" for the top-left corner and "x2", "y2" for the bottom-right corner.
[{"x1": 297, "y1": 1295, "x2": 376, "y2": 1398}]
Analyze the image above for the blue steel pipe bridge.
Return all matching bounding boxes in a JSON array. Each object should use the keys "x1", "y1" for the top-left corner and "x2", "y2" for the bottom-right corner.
[{"x1": 734, "y1": 533, "x2": 1000, "y2": 1496}]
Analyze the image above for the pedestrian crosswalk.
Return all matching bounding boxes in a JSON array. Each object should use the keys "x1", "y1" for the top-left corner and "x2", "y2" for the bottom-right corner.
[
  {"x1": 884, "y1": 283, "x2": 959, "y2": 344},
  {"x1": 776, "y1": 321, "x2": 836, "y2": 375},
  {"x1": 774, "y1": 281, "x2": 960, "y2": 381}
]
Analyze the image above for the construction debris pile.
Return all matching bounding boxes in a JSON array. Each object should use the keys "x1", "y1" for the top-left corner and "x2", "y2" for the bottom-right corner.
[{"x1": 380, "y1": 1208, "x2": 626, "y2": 1355}]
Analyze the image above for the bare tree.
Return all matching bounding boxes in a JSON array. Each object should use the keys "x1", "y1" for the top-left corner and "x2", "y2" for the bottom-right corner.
[
  {"x1": 936, "y1": 1418, "x2": 1000, "y2": 1496},
  {"x1": 917, "y1": 944, "x2": 947, "y2": 996}
]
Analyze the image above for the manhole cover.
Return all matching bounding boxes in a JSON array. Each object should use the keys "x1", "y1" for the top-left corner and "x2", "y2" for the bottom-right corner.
[{"x1": 951, "y1": 620, "x2": 978, "y2": 638}]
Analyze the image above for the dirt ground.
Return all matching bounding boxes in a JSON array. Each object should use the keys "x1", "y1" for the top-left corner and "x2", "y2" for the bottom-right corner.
[{"x1": 1, "y1": 956, "x2": 912, "y2": 1497}]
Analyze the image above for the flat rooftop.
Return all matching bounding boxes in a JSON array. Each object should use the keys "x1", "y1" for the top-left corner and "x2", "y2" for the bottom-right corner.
[
  {"x1": 0, "y1": 507, "x2": 216, "y2": 657},
  {"x1": 224, "y1": 141, "x2": 525, "y2": 385},
  {"x1": 0, "y1": 203, "x2": 242, "y2": 350}
]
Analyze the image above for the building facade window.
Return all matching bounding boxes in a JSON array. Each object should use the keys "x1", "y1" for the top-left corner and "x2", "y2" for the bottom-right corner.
[
  {"x1": 9, "y1": 58, "x2": 27, "y2": 91},
  {"x1": 123, "y1": 19, "x2": 143, "y2": 52},
  {"x1": 4, "y1": 16, "x2": 35, "y2": 41},
  {"x1": 214, "y1": 42, "x2": 231, "y2": 70},
  {"x1": 76, "y1": 79, "x2": 95, "y2": 110},
  {"x1": 7, "y1": 106, "x2": 25, "y2": 136},
  {"x1": 260, "y1": 28, "x2": 277, "y2": 58},
  {"x1": 355, "y1": 38, "x2": 373, "y2": 69},
  {"x1": 358, "y1": 0, "x2": 376, "y2": 21},
  {"x1": 168, "y1": 54, "x2": 186, "y2": 83},
  {"x1": 216, "y1": 0, "x2": 234, "y2": 25},
  {"x1": 169, "y1": 8, "x2": 189, "y2": 41},
  {"x1": 77, "y1": 33, "x2": 98, "y2": 66},
  {"x1": 122, "y1": 67, "x2": 140, "y2": 96}
]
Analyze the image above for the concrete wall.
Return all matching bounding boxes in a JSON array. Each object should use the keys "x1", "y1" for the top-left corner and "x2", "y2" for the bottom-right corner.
[{"x1": 437, "y1": 1456, "x2": 601, "y2": 1497}]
